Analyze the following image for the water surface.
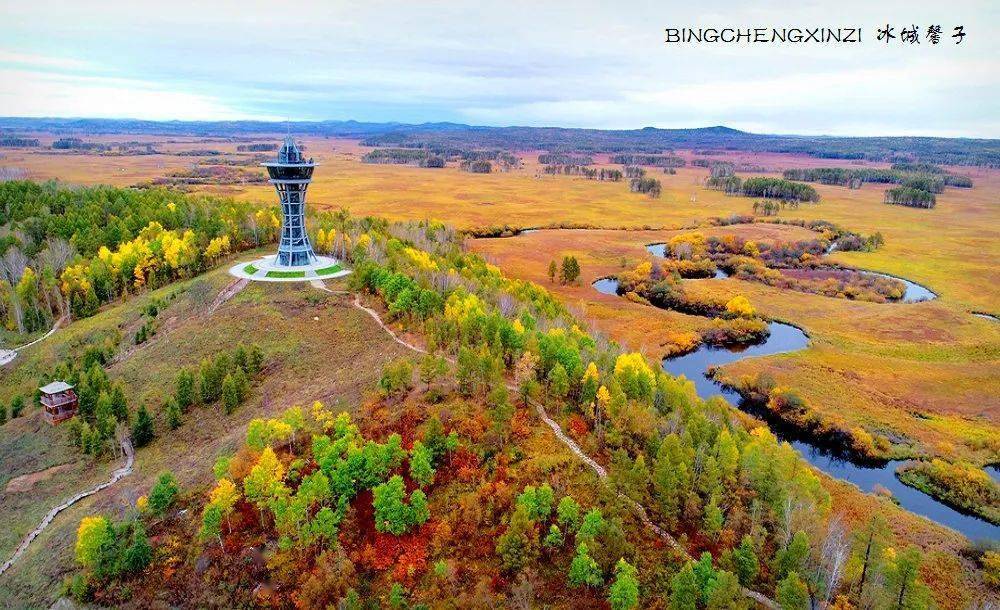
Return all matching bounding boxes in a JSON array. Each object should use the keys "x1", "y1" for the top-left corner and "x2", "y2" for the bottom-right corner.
[{"x1": 593, "y1": 277, "x2": 620, "y2": 295}]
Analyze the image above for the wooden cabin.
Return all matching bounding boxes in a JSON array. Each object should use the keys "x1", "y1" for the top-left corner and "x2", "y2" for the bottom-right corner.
[{"x1": 40, "y1": 381, "x2": 78, "y2": 425}]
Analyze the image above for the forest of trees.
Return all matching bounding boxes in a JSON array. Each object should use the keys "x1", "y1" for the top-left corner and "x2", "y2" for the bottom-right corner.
[
  {"x1": 542, "y1": 165, "x2": 623, "y2": 181},
  {"x1": 783, "y1": 166, "x2": 972, "y2": 190},
  {"x1": 457, "y1": 149, "x2": 520, "y2": 171},
  {"x1": 706, "y1": 175, "x2": 742, "y2": 194},
  {"x1": 462, "y1": 159, "x2": 492, "y2": 173},
  {"x1": 361, "y1": 148, "x2": 430, "y2": 165},
  {"x1": 739, "y1": 178, "x2": 820, "y2": 202},
  {"x1": 358, "y1": 145, "x2": 518, "y2": 171},
  {"x1": 704, "y1": 162, "x2": 742, "y2": 194},
  {"x1": 692, "y1": 159, "x2": 769, "y2": 172},
  {"x1": 0, "y1": 136, "x2": 40, "y2": 147},
  {"x1": 148, "y1": 165, "x2": 268, "y2": 188},
  {"x1": 884, "y1": 187, "x2": 936, "y2": 208},
  {"x1": 236, "y1": 143, "x2": 279, "y2": 152},
  {"x1": 344, "y1": 224, "x2": 941, "y2": 607},
  {"x1": 52, "y1": 138, "x2": 107, "y2": 151},
  {"x1": 0, "y1": 181, "x2": 277, "y2": 334},
  {"x1": 781, "y1": 162, "x2": 979, "y2": 209},
  {"x1": 706, "y1": 176, "x2": 819, "y2": 202},
  {"x1": 629, "y1": 177, "x2": 662, "y2": 198},
  {"x1": 784, "y1": 167, "x2": 906, "y2": 188},
  {"x1": 891, "y1": 163, "x2": 974, "y2": 187},
  {"x1": 611, "y1": 154, "x2": 686, "y2": 168},
  {"x1": 538, "y1": 153, "x2": 594, "y2": 165}
]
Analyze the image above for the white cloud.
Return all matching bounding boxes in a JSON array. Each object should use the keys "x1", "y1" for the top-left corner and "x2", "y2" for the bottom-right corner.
[
  {"x1": 0, "y1": 50, "x2": 94, "y2": 71},
  {"x1": 0, "y1": 69, "x2": 274, "y2": 121}
]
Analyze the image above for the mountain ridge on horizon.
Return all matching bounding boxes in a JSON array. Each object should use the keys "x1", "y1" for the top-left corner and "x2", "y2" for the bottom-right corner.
[{"x1": 2, "y1": 117, "x2": 997, "y2": 166}]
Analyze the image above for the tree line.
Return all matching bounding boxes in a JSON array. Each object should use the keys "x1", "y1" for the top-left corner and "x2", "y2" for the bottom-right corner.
[
  {"x1": 884, "y1": 187, "x2": 936, "y2": 209},
  {"x1": 0, "y1": 181, "x2": 276, "y2": 334},
  {"x1": 542, "y1": 165, "x2": 623, "y2": 181},
  {"x1": 611, "y1": 154, "x2": 686, "y2": 168},
  {"x1": 629, "y1": 177, "x2": 662, "y2": 198},
  {"x1": 236, "y1": 143, "x2": 279, "y2": 152},
  {"x1": 782, "y1": 166, "x2": 972, "y2": 190},
  {"x1": 0, "y1": 137, "x2": 39, "y2": 147},
  {"x1": 739, "y1": 177, "x2": 820, "y2": 202},
  {"x1": 539, "y1": 153, "x2": 594, "y2": 165}
]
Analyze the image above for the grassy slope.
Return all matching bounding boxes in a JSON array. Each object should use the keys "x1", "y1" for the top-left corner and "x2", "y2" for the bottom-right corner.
[{"x1": 0, "y1": 266, "x2": 409, "y2": 607}]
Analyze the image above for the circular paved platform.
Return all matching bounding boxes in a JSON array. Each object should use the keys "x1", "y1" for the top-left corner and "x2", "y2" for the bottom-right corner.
[{"x1": 228, "y1": 255, "x2": 351, "y2": 283}]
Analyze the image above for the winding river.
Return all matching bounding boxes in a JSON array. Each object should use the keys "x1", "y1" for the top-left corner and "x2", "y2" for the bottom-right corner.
[
  {"x1": 859, "y1": 271, "x2": 938, "y2": 302},
  {"x1": 594, "y1": 276, "x2": 998, "y2": 541}
]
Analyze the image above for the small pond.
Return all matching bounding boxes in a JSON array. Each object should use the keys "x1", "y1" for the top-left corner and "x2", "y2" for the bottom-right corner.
[{"x1": 593, "y1": 277, "x2": 620, "y2": 296}]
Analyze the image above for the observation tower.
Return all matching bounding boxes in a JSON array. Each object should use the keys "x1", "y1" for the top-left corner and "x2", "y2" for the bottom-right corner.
[
  {"x1": 268, "y1": 137, "x2": 318, "y2": 266},
  {"x1": 229, "y1": 137, "x2": 349, "y2": 282}
]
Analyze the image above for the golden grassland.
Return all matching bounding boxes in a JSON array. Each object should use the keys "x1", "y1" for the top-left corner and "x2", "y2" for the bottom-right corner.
[
  {"x1": 7, "y1": 136, "x2": 998, "y2": 461},
  {"x1": 0, "y1": 265, "x2": 410, "y2": 606}
]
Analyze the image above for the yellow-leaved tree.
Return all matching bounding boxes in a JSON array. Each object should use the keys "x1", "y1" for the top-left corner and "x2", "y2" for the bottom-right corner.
[
  {"x1": 75, "y1": 515, "x2": 113, "y2": 568},
  {"x1": 725, "y1": 295, "x2": 756, "y2": 319},
  {"x1": 613, "y1": 352, "x2": 656, "y2": 401},
  {"x1": 204, "y1": 235, "x2": 231, "y2": 263}
]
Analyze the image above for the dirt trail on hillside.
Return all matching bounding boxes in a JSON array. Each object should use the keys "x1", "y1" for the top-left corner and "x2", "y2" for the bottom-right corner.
[
  {"x1": 0, "y1": 316, "x2": 67, "y2": 367},
  {"x1": 0, "y1": 438, "x2": 134, "y2": 578},
  {"x1": 209, "y1": 278, "x2": 250, "y2": 314},
  {"x1": 4, "y1": 463, "x2": 75, "y2": 494}
]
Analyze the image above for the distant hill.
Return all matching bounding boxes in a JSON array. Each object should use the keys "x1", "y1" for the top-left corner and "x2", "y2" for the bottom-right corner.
[{"x1": 1, "y1": 117, "x2": 997, "y2": 166}]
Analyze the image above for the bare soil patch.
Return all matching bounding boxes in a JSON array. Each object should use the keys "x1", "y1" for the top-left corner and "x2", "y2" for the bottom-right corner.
[{"x1": 4, "y1": 463, "x2": 74, "y2": 493}]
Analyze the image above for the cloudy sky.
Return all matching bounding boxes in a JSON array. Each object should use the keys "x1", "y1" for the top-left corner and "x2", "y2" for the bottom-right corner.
[{"x1": 0, "y1": 0, "x2": 997, "y2": 136}]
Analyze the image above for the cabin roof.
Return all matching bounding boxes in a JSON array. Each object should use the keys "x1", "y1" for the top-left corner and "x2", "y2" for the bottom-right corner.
[{"x1": 40, "y1": 381, "x2": 74, "y2": 394}]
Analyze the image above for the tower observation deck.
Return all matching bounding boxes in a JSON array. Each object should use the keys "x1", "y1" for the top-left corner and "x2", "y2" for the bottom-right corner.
[{"x1": 264, "y1": 137, "x2": 318, "y2": 267}]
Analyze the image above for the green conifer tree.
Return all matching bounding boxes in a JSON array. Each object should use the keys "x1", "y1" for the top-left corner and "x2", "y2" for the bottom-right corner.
[{"x1": 131, "y1": 404, "x2": 154, "y2": 447}]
